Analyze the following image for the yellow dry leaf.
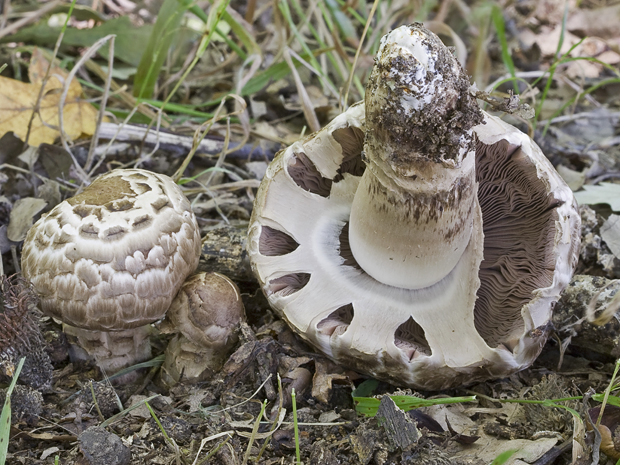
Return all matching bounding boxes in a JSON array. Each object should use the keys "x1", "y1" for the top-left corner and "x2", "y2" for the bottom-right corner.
[{"x1": 0, "y1": 48, "x2": 98, "y2": 146}]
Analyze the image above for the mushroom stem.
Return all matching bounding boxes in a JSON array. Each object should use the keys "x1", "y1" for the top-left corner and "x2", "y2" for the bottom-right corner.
[
  {"x1": 63, "y1": 324, "x2": 151, "y2": 375},
  {"x1": 349, "y1": 152, "x2": 479, "y2": 289},
  {"x1": 349, "y1": 202, "x2": 503, "y2": 368},
  {"x1": 348, "y1": 23, "x2": 484, "y2": 289}
]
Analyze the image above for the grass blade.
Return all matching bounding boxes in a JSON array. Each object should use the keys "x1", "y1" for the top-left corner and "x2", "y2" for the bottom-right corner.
[
  {"x1": 354, "y1": 394, "x2": 476, "y2": 417},
  {"x1": 491, "y1": 5, "x2": 518, "y2": 93},
  {"x1": 159, "y1": 0, "x2": 230, "y2": 110},
  {"x1": 133, "y1": 0, "x2": 192, "y2": 99},
  {"x1": 491, "y1": 449, "x2": 518, "y2": 465},
  {"x1": 292, "y1": 388, "x2": 300, "y2": 465},
  {"x1": 0, "y1": 357, "x2": 26, "y2": 465}
]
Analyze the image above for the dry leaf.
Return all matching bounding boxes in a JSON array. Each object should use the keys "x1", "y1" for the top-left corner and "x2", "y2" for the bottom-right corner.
[
  {"x1": 533, "y1": 0, "x2": 577, "y2": 25},
  {"x1": 574, "y1": 183, "x2": 620, "y2": 211},
  {"x1": 311, "y1": 358, "x2": 351, "y2": 403},
  {"x1": 519, "y1": 26, "x2": 581, "y2": 57},
  {"x1": 0, "y1": 48, "x2": 98, "y2": 146},
  {"x1": 556, "y1": 165, "x2": 585, "y2": 191},
  {"x1": 423, "y1": 403, "x2": 559, "y2": 465},
  {"x1": 6, "y1": 197, "x2": 47, "y2": 242},
  {"x1": 566, "y1": 3, "x2": 620, "y2": 39}
]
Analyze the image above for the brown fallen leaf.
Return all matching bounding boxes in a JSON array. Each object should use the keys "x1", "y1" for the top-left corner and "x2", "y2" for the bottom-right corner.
[
  {"x1": 0, "y1": 48, "x2": 98, "y2": 146},
  {"x1": 311, "y1": 358, "x2": 353, "y2": 403},
  {"x1": 6, "y1": 197, "x2": 47, "y2": 242},
  {"x1": 589, "y1": 405, "x2": 620, "y2": 460}
]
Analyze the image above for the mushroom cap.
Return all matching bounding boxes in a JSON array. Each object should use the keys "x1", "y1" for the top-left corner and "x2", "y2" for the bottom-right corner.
[
  {"x1": 21, "y1": 169, "x2": 201, "y2": 331},
  {"x1": 161, "y1": 271, "x2": 246, "y2": 349},
  {"x1": 247, "y1": 24, "x2": 581, "y2": 390}
]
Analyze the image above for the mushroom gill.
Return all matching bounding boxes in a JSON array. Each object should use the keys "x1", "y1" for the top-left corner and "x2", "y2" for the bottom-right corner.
[{"x1": 475, "y1": 139, "x2": 559, "y2": 349}]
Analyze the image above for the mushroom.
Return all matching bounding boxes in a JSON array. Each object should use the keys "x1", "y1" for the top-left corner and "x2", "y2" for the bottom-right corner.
[
  {"x1": 159, "y1": 272, "x2": 245, "y2": 387},
  {"x1": 21, "y1": 169, "x2": 201, "y2": 376},
  {"x1": 247, "y1": 23, "x2": 581, "y2": 390}
]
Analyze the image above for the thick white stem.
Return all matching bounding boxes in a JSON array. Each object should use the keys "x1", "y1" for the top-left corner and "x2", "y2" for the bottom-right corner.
[
  {"x1": 347, "y1": 23, "x2": 484, "y2": 289},
  {"x1": 349, "y1": 151, "x2": 478, "y2": 289}
]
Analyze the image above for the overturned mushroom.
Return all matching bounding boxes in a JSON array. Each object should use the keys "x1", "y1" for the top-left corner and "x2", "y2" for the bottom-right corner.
[
  {"x1": 247, "y1": 24, "x2": 581, "y2": 390},
  {"x1": 21, "y1": 169, "x2": 201, "y2": 375},
  {"x1": 159, "y1": 272, "x2": 245, "y2": 387}
]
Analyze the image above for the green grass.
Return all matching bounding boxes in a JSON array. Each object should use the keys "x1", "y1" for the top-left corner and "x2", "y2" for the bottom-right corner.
[
  {"x1": 133, "y1": 0, "x2": 196, "y2": 99},
  {"x1": 0, "y1": 358, "x2": 26, "y2": 465},
  {"x1": 354, "y1": 394, "x2": 477, "y2": 417},
  {"x1": 242, "y1": 399, "x2": 268, "y2": 465},
  {"x1": 292, "y1": 388, "x2": 300, "y2": 465},
  {"x1": 491, "y1": 4, "x2": 518, "y2": 93},
  {"x1": 490, "y1": 449, "x2": 518, "y2": 465}
]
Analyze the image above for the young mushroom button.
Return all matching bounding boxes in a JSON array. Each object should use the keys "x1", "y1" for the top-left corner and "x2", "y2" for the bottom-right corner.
[
  {"x1": 247, "y1": 23, "x2": 581, "y2": 390},
  {"x1": 21, "y1": 169, "x2": 201, "y2": 376},
  {"x1": 159, "y1": 272, "x2": 246, "y2": 388}
]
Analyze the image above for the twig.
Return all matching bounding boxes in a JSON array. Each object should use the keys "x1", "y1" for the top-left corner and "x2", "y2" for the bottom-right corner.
[
  {"x1": 342, "y1": 0, "x2": 380, "y2": 109},
  {"x1": 84, "y1": 36, "x2": 115, "y2": 172},
  {"x1": 96, "y1": 122, "x2": 276, "y2": 159},
  {"x1": 0, "y1": 0, "x2": 62, "y2": 39},
  {"x1": 23, "y1": 0, "x2": 76, "y2": 148}
]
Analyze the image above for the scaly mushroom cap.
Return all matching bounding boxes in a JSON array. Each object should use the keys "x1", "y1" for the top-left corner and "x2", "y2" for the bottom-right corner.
[
  {"x1": 247, "y1": 24, "x2": 581, "y2": 390},
  {"x1": 21, "y1": 169, "x2": 201, "y2": 331}
]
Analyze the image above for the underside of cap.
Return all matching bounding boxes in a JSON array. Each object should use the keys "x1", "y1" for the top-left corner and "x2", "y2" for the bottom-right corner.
[
  {"x1": 248, "y1": 102, "x2": 580, "y2": 390},
  {"x1": 21, "y1": 169, "x2": 202, "y2": 331}
]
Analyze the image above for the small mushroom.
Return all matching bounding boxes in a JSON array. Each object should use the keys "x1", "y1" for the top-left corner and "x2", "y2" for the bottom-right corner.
[
  {"x1": 159, "y1": 272, "x2": 245, "y2": 387},
  {"x1": 21, "y1": 169, "x2": 201, "y2": 375},
  {"x1": 247, "y1": 24, "x2": 581, "y2": 389}
]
